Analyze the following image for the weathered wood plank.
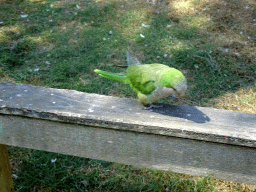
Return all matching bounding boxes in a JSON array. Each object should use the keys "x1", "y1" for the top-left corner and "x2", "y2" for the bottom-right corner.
[
  {"x1": 0, "y1": 82, "x2": 256, "y2": 185},
  {"x1": 1, "y1": 115, "x2": 256, "y2": 185},
  {"x1": 0, "y1": 82, "x2": 255, "y2": 147},
  {"x1": 0, "y1": 144, "x2": 14, "y2": 192}
]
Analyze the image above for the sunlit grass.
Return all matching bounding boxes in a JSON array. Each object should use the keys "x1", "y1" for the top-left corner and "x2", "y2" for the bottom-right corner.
[
  {"x1": 172, "y1": 0, "x2": 194, "y2": 14},
  {"x1": 210, "y1": 87, "x2": 256, "y2": 114}
]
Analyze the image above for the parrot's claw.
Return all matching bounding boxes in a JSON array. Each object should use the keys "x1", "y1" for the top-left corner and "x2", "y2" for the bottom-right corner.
[
  {"x1": 144, "y1": 104, "x2": 164, "y2": 110},
  {"x1": 171, "y1": 95, "x2": 178, "y2": 100}
]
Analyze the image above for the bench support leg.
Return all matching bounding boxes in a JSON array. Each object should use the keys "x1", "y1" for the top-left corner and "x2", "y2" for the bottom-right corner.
[{"x1": 0, "y1": 144, "x2": 14, "y2": 192}]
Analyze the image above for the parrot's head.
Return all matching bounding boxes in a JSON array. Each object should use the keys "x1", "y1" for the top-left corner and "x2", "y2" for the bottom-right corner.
[
  {"x1": 173, "y1": 77, "x2": 187, "y2": 98},
  {"x1": 160, "y1": 68, "x2": 187, "y2": 98}
]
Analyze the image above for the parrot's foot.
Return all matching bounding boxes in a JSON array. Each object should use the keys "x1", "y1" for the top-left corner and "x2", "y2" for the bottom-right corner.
[
  {"x1": 170, "y1": 95, "x2": 178, "y2": 100},
  {"x1": 144, "y1": 104, "x2": 164, "y2": 110}
]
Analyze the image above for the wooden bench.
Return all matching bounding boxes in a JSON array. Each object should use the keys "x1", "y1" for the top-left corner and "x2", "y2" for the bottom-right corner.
[{"x1": 0, "y1": 82, "x2": 256, "y2": 191}]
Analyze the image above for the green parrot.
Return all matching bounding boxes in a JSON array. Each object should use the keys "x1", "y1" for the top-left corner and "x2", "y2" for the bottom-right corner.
[{"x1": 94, "y1": 51, "x2": 187, "y2": 107}]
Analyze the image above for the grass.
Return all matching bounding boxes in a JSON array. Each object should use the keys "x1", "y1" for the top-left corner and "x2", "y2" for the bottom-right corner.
[
  {"x1": 1, "y1": 0, "x2": 256, "y2": 191},
  {"x1": 9, "y1": 146, "x2": 254, "y2": 192}
]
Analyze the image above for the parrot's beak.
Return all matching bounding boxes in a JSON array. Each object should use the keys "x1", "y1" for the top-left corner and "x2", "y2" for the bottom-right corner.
[{"x1": 170, "y1": 91, "x2": 185, "y2": 100}]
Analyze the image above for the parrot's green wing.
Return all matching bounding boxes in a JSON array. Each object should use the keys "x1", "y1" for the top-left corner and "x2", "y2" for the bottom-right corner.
[
  {"x1": 126, "y1": 64, "x2": 187, "y2": 104},
  {"x1": 126, "y1": 64, "x2": 171, "y2": 94}
]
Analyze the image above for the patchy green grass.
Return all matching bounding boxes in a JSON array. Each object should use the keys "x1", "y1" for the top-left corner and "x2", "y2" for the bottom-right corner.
[
  {"x1": 0, "y1": 0, "x2": 255, "y2": 107},
  {"x1": 7, "y1": 146, "x2": 215, "y2": 191},
  {"x1": 1, "y1": 0, "x2": 256, "y2": 191},
  {"x1": 8, "y1": 145, "x2": 256, "y2": 192}
]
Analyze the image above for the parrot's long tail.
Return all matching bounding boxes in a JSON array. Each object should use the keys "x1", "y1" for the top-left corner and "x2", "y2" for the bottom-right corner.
[{"x1": 94, "y1": 69, "x2": 127, "y2": 84}]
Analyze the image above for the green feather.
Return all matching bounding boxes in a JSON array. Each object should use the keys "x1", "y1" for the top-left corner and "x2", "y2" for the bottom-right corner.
[
  {"x1": 94, "y1": 52, "x2": 187, "y2": 105},
  {"x1": 94, "y1": 69, "x2": 128, "y2": 84}
]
